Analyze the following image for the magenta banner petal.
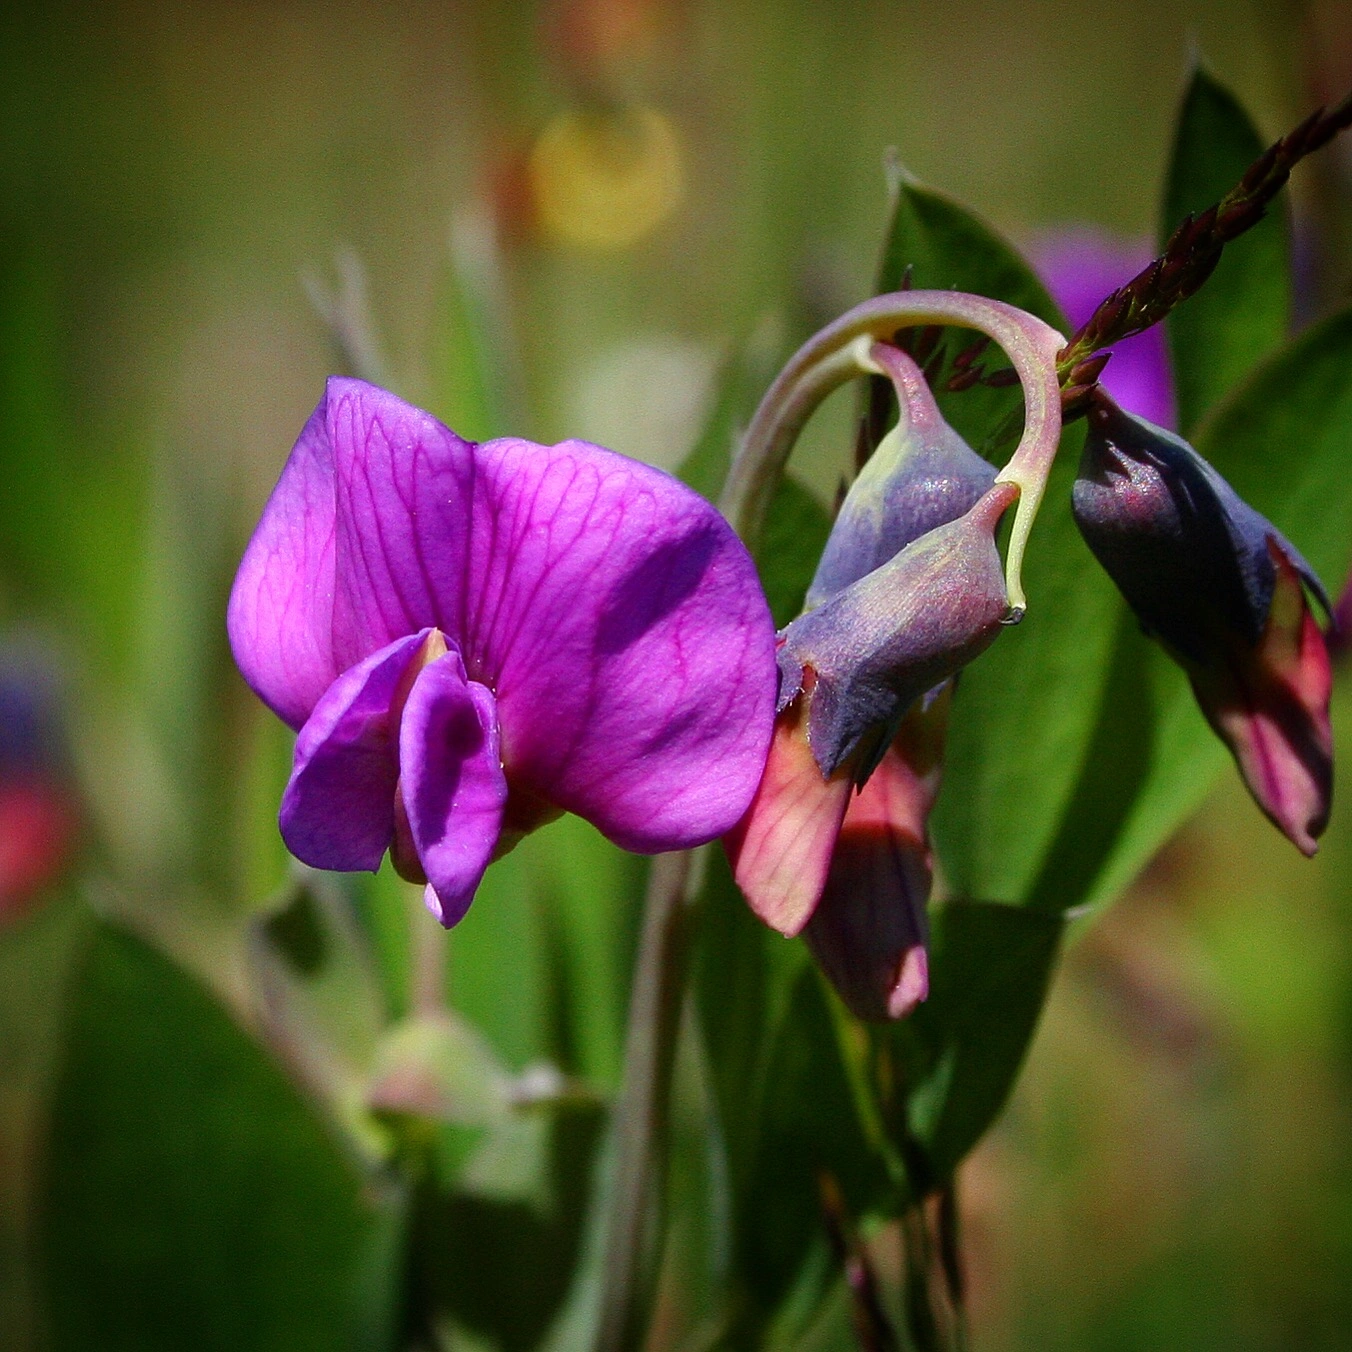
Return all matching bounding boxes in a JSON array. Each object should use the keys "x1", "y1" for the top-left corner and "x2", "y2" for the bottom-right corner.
[
  {"x1": 467, "y1": 437, "x2": 776, "y2": 851},
  {"x1": 227, "y1": 402, "x2": 339, "y2": 729},
  {"x1": 280, "y1": 631, "x2": 431, "y2": 872},
  {"x1": 325, "y1": 378, "x2": 480, "y2": 669},
  {"x1": 399, "y1": 653, "x2": 508, "y2": 927}
]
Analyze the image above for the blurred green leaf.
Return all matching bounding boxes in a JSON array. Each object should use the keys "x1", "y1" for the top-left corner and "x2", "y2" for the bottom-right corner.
[
  {"x1": 0, "y1": 897, "x2": 89, "y2": 1347},
  {"x1": 41, "y1": 922, "x2": 398, "y2": 1352},
  {"x1": 402, "y1": 1101, "x2": 605, "y2": 1352},
  {"x1": 452, "y1": 815, "x2": 642, "y2": 1091},
  {"x1": 885, "y1": 900, "x2": 1065, "y2": 1188},
  {"x1": 675, "y1": 324, "x2": 829, "y2": 627},
  {"x1": 430, "y1": 203, "x2": 524, "y2": 441},
  {"x1": 1163, "y1": 65, "x2": 1290, "y2": 435}
]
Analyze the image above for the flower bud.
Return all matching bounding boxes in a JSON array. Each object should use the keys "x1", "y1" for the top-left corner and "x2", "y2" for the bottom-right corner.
[
  {"x1": 806, "y1": 345, "x2": 996, "y2": 608},
  {"x1": 1072, "y1": 388, "x2": 1333, "y2": 854},
  {"x1": 780, "y1": 481, "x2": 1017, "y2": 778}
]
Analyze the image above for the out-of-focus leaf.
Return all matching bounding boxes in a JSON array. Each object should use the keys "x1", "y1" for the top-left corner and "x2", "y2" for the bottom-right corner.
[
  {"x1": 879, "y1": 176, "x2": 1120, "y2": 905},
  {"x1": 41, "y1": 922, "x2": 398, "y2": 1352},
  {"x1": 0, "y1": 897, "x2": 89, "y2": 1348},
  {"x1": 731, "y1": 966, "x2": 892, "y2": 1338},
  {"x1": 1163, "y1": 65, "x2": 1289, "y2": 435},
  {"x1": 430, "y1": 202, "x2": 525, "y2": 441},
  {"x1": 885, "y1": 900, "x2": 1065, "y2": 1189},
  {"x1": 676, "y1": 320, "x2": 786, "y2": 505},
  {"x1": 695, "y1": 850, "x2": 806, "y2": 1207},
  {"x1": 453, "y1": 814, "x2": 641, "y2": 1091},
  {"x1": 402, "y1": 1101, "x2": 606, "y2": 1352},
  {"x1": 1070, "y1": 306, "x2": 1352, "y2": 910}
]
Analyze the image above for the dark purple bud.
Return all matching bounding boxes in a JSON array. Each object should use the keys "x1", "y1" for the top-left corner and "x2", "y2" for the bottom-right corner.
[
  {"x1": 806, "y1": 345, "x2": 996, "y2": 608},
  {"x1": 1072, "y1": 388, "x2": 1333, "y2": 853},
  {"x1": 1072, "y1": 390, "x2": 1327, "y2": 660},
  {"x1": 783, "y1": 482, "x2": 1017, "y2": 776}
]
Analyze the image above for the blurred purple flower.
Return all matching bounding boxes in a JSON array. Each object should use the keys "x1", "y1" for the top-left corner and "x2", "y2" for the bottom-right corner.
[
  {"x1": 0, "y1": 654, "x2": 78, "y2": 924},
  {"x1": 1031, "y1": 229, "x2": 1176, "y2": 429},
  {"x1": 229, "y1": 378, "x2": 778, "y2": 924}
]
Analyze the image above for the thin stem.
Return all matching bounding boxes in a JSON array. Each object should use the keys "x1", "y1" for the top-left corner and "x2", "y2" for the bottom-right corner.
[
  {"x1": 719, "y1": 290, "x2": 1064, "y2": 613},
  {"x1": 410, "y1": 886, "x2": 449, "y2": 1019},
  {"x1": 596, "y1": 848, "x2": 706, "y2": 1352}
]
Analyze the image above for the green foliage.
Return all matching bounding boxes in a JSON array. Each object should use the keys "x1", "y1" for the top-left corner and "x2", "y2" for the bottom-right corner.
[
  {"x1": 41, "y1": 923, "x2": 397, "y2": 1352},
  {"x1": 883, "y1": 901, "x2": 1065, "y2": 1187},
  {"x1": 695, "y1": 852, "x2": 891, "y2": 1339},
  {"x1": 1163, "y1": 65, "x2": 1290, "y2": 435}
]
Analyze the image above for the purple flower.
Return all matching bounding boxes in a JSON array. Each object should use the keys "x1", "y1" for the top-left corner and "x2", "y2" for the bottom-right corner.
[
  {"x1": 1031, "y1": 229, "x2": 1176, "y2": 430},
  {"x1": 228, "y1": 378, "x2": 778, "y2": 924},
  {"x1": 1073, "y1": 388, "x2": 1332, "y2": 855}
]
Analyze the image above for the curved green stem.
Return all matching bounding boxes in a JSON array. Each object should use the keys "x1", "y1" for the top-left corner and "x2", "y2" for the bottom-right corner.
[{"x1": 718, "y1": 290, "x2": 1065, "y2": 613}]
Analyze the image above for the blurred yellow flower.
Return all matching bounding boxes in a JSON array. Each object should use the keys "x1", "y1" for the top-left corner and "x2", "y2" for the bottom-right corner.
[{"x1": 529, "y1": 105, "x2": 684, "y2": 250}]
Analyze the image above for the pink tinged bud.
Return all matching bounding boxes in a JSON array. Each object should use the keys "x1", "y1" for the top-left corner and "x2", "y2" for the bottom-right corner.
[
  {"x1": 780, "y1": 482, "x2": 1017, "y2": 777},
  {"x1": 801, "y1": 689, "x2": 949, "y2": 1021},
  {"x1": 723, "y1": 673, "x2": 854, "y2": 937},
  {"x1": 1186, "y1": 545, "x2": 1332, "y2": 856},
  {"x1": 1072, "y1": 389, "x2": 1333, "y2": 854}
]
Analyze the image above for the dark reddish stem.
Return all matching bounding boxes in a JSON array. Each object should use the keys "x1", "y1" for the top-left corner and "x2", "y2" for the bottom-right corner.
[{"x1": 1058, "y1": 88, "x2": 1352, "y2": 392}]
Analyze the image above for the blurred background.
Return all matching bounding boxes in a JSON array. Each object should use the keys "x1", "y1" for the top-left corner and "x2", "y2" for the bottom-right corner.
[{"x1": 2, "y1": 1, "x2": 1351, "y2": 1348}]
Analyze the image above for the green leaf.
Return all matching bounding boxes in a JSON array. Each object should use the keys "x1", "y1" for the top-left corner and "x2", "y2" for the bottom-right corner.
[
  {"x1": 451, "y1": 814, "x2": 642, "y2": 1090},
  {"x1": 1163, "y1": 65, "x2": 1290, "y2": 435},
  {"x1": 430, "y1": 204, "x2": 524, "y2": 441},
  {"x1": 41, "y1": 923, "x2": 398, "y2": 1352},
  {"x1": 932, "y1": 424, "x2": 1122, "y2": 903},
  {"x1": 886, "y1": 900, "x2": 1065, "y2": 1187},
  {"x1": 402, "y1": 1101, "x2": 606, "y2": 1352},
  {"x1": 875, "y1": 169, "x2": 1066, "y2": 450},
  {"x1": 676, "y1": 327, "x2": 785, "y2": 504},
  {"x1": 695, "y1": 854, "x2": 889, "y2": 1338}
]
